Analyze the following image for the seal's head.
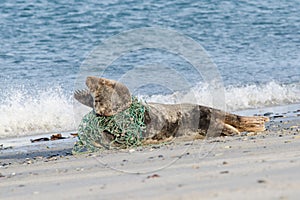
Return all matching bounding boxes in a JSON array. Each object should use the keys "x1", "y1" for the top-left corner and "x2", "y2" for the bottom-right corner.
[{"x1": 85, "y1": 76, "x2": 132, "y2": 116}]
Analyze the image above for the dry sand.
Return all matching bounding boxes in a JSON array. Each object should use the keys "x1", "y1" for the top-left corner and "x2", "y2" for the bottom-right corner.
[{"x1": 1, "y1": 106, "x2": 300, "y2": 200}]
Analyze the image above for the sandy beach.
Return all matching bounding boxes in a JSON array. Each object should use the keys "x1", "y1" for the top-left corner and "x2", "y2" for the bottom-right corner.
[
  {"x1": 1, "y1": 105, "x2": 300, "y2": 200},
  {"x1": 1, "y1": 0, "x2": 299, "y2": 199}
]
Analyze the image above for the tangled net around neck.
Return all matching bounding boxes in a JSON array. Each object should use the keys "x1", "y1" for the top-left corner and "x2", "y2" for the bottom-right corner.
[{"x1": 73, "y1": 97, "x2": 147, "y2": 153}]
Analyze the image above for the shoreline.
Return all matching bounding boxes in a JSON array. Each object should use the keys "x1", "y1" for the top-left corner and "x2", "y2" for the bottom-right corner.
[
  {"x1": 1, "y1": 102, "x2": 299, "y2": 142},
  {"x1": 0, "y1": 103, "x2": 299, "y2": 163},
  {"x1": 0, "y1": 103, "x2": 299, "y2": 199}
]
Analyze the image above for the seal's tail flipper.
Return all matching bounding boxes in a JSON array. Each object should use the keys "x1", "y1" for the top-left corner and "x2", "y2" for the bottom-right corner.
[
  {"x1": 74, "y1": 89, "x2": 94, "y2": 108},
  {"x1": 224, "y1": 114, "x2": 269, "y2": 133}
]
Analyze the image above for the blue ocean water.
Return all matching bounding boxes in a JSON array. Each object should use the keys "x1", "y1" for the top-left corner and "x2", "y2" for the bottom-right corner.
[{"x1": 0, "y1": 0, "x2": 299, "y2": 138}]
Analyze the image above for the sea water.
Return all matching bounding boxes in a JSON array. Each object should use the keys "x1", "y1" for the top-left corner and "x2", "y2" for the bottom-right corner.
[{"x1": 0, "y1": 0, "x2": 299, "y2": 138}]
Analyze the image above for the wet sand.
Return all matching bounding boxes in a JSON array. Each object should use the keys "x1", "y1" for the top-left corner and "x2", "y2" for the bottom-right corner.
[{"x1": 0, "y1": 105, "x2": 300, "y2": 200}]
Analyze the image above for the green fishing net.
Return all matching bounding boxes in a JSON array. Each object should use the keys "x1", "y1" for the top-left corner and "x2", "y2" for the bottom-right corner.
[{"x1": 73, "y1": 97, "x2": 147, "y2": 153}]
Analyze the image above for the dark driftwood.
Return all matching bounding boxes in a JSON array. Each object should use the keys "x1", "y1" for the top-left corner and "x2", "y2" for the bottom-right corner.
[{"x1": 74, "y1": 77, "x2": 269, "y2": 143}]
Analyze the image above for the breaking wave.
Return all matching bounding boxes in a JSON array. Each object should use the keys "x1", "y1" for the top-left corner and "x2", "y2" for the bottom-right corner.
[
  {"x1": 139, "y1": 81, "x2": 300, "y2": 111},
  {"x1": 0, "y1": 86, "x2": 76, "y2": 138},
  {"x1": 0, "y1": 81, "x2": 299, "y2": 138}
]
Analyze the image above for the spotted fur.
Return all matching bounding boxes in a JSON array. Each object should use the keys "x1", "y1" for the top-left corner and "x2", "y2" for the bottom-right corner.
[{"x1": 74, "y1": 76, "x2": 132, "y2": 116}]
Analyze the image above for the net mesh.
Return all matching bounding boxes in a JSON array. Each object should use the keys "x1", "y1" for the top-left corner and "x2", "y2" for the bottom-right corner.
[{"x1": 73, "y1": 97, "x2": 147, "y2": 153}]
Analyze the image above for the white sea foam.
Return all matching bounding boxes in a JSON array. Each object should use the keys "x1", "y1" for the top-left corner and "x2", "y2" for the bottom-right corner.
[
  {"x1": 139, "y1": 81, "x2": 300, "y2": 111},
  {"x1": 0, "y1": 81, "x2": 299, "y2": 139},
  {"x1": 0, "y1": 86, "x2": 76, "y2": 138}
]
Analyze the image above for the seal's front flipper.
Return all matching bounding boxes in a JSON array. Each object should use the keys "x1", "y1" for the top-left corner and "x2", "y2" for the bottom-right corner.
[{"x1": 74, "y1": 89, "x2": 94, "y2": 108}]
